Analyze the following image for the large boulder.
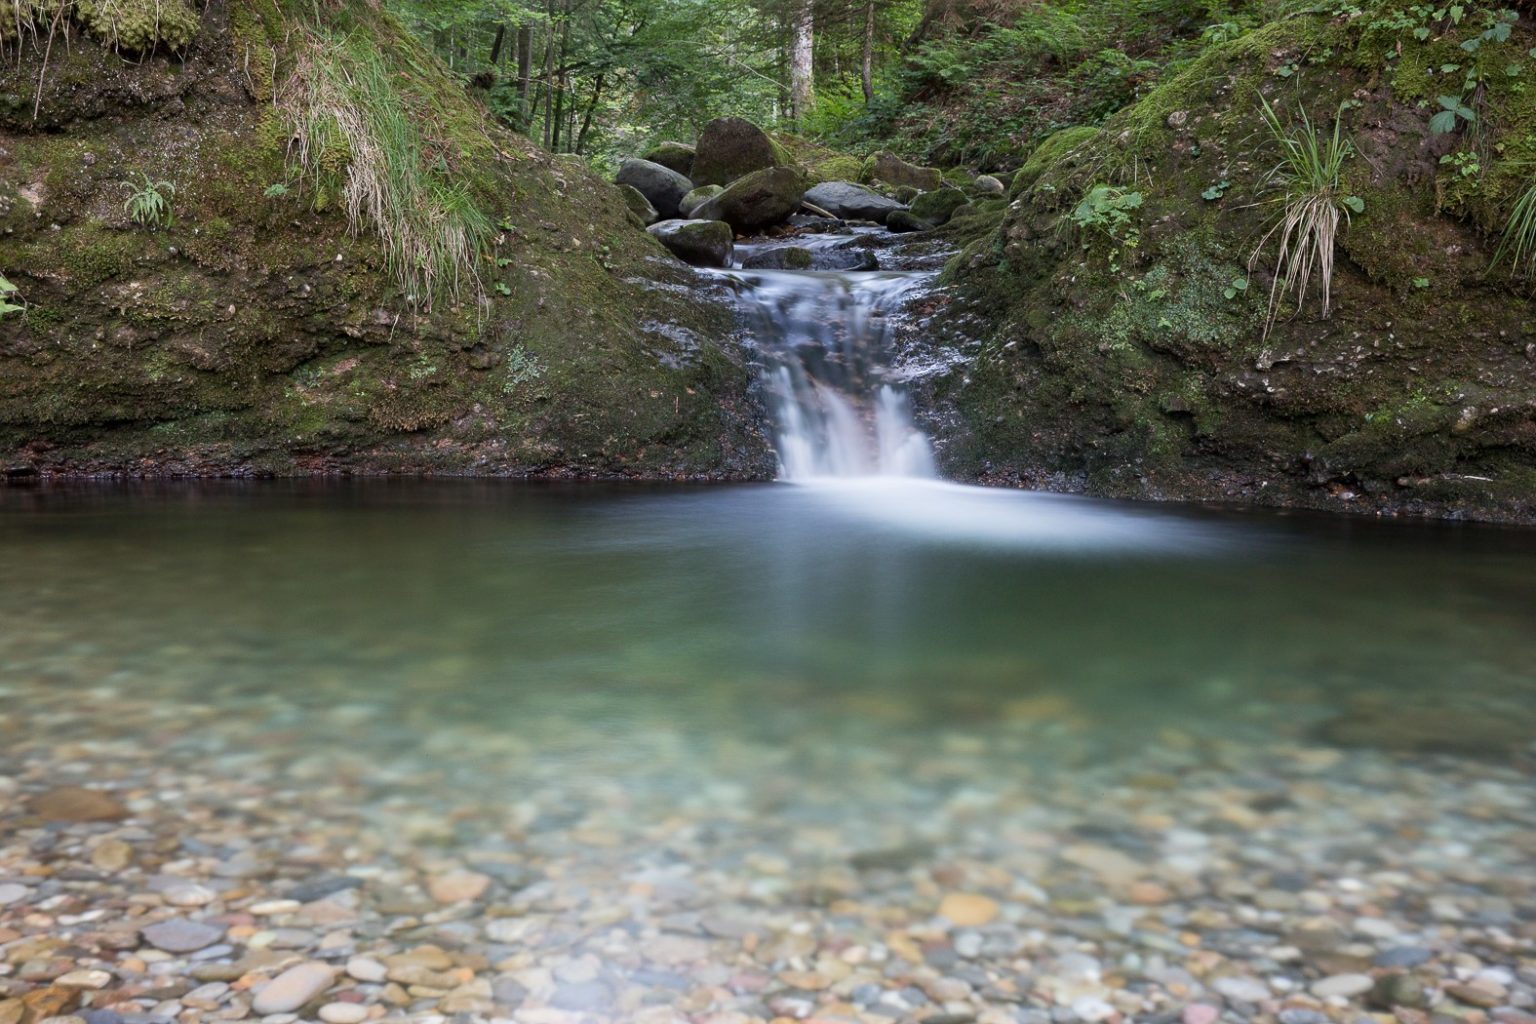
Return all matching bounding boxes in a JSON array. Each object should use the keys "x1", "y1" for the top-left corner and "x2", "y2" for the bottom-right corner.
[
  {"x1": 617, "y1": 184, "x2": 659, "y2": 226},
  {"x1": 909, "y1": 186, "x2": 970, "y2": 227},
  {"x1": 691, "y1": 117, "x2": 791, "y2": 187},
  {"x1": 615, "y1": 158, "x2": 693, "y2": 220},
  {"x1": 680, "y1": 185, "x2": 724, "y2": 217},
  {"x1": 648, "y1": 219, "x2": 734, "y2": 268},
  {"x1": 693, "y1": 167, "x2": 807, "y2": 233},
  {"x1": 804, "y1": 182, "x2": 905, "y2": 224},
  {"x1": 641, "y1": 141, "x2": 696, "y2": 177},
  {"x1": 862, "y1": 151, "x2": 943, "y2": 191}
]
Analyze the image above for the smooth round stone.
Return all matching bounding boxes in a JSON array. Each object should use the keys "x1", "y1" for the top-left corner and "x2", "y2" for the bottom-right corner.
[
  {"x1": 140, "y1": 919, "x2": 224, "y2": 953},
  {"x1": 939, "y1": 893, "x2": 999, "y2": 927},
  {"x1": 57, "y1": 970, "x2": 112, "y2": 989},
  {"x1": 318, "y1": 1003, "x2": 368, "y2": 1024},
  {"x1": 250, "y1": 900, "x2": 301, "y2": 916},
  {"x1": 251, "y1": 961, "x2": 336, "y2": 1014},
  {"x1": 428, "y1": 869, "x2": 491, "y2": 904},
  {"x1": 1375, "y1": 946, "x2": 1435, "y2": 969},
  {"x1": 1311, "y1": 974, "x2": 1374, "y2": 999},
  {"x1": 1213, "y1": 976, "x2": 1271, "y2": 1003},
  {"x1": 0, "y1": 884, "x2": 26, "y2": 907},
  {"x1": 163, "y1": 883, "x2": 216, "y2": 908},
  {"x1": 1182, "y1": 1004, "x2": 1220, "y2": 1024},
  {"x1": 345, "y1": 957, "x2": 387, "y2": 983}
]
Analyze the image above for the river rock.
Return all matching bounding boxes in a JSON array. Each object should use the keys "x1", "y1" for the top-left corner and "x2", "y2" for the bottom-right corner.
[
  {"x1": 251, "y1": 961, "x2": 337, "y2": 1014},
  {"x1": 939, "y1": 892, "x2": 999, "y2": 926},
  {"x1": 742, "y1": 245, "x2": 877, "y2": 272},
  {"x1": 0, "y1": 884, "x2": 26, "y2": 907},
  {"x1": 641, "y1": 140, "x2": 695, "y2": 177},
  {"x1": 804, "y1": 181, "x2": 905, "y2": 224},
  {"x1": 615, "y1": 158, "x2": 693, "y2": 220},
  {"x1": 680, "y1": 184, "x2": 723, "y2": 217},
  {"x1": 862, "y1": 151, "x2": 943, "y2": 191},
  {"x1": 693, "y1": 166, "x2": 806, "y2": 233},
  {"x1": 690, "y1": 116, "x2": 789, "y2": 186},
  {"x1": 648, "y1": 219, "x2": 734, "y2": 268},
  {"x1": 616, "y1": 184, "x2": 658, "y2": 226},
  {"x1": 29, "y1": 786, "x2": 128, "y2": 822},
  {"x1": 973, "y1": 174, "x2": 1006, "y2": 194},
  {"x1": 909, "y1": 186, "x2": 970, "y2": 226},
  {"x1": 140, "y1": 919, "x2": 224, "y2": 953},
  {"x1": 318, "y1": 1003, "x2": 368, "y2": 1024},
  {"x1": 429, "y1": 869, "x2": 491, "y2": 903},
  {"x1": 1311, "y1": 973, "x2": 1373, "y2": 999},
  {"x1": 886, "y1": 209, "x2": 934, "y2": 233}
]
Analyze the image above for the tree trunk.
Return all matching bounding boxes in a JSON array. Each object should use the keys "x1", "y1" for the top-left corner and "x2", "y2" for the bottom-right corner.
[
  {"x1": 517, "y1": 24, "x2": 533, "y2": 121},
  {"x1": 541, "y1": 1, "x2": 556, "y2": 148},
  {"x1": 861, "y1": 0, "x2": 875, "y2": 104},
  {"x1": 575, "y1": 72, "x2": 604, "y2": 154},
  {"x1": 788, "y1": 0, "x2": 814, "y2": 123},
  {"x1": 488, "y1": 24, "x2": 506, "y2": 66}
]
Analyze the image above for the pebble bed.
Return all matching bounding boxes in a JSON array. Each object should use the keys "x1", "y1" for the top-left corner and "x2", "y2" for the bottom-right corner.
[{"x1": 2, "y1": 657, "x2": 1533, "y2": 1024}]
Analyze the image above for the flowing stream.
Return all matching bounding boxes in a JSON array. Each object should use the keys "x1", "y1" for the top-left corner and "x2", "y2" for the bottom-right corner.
[{"x1": 723, "y1": 233, "x2": 937, "y2": 480}]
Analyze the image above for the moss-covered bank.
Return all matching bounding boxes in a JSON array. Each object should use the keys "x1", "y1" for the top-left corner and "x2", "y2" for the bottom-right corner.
[
  {"x1": 935, "y1": 5, "x2": 1536, "y2": 522},
  {"x1": 0, "y1": 0, "x2": 772, "y2": 479}
]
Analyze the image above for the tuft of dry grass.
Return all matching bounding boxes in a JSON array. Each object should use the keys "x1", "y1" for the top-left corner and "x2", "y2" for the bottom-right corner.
[{"x1": 1249, "y1": 95, "x2": 1361, "y2": 337}]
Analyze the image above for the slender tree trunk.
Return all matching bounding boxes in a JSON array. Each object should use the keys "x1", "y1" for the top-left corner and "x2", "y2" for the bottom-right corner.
[
  {"x1": 541, "y1": 1, "x2": 556, "y2": 148},
  {"x1": 575, "y1": 72, "x2": 604, "y2": 154},
  {"x1": 488, "y1": 24, "x2": 506, "y2": 66},
  {"x1": 517, "y1": 24, "x2": 533, "y2": 123},
  {"x1": 788, "y1": 0, "x2": 814, "y2": 123},
  {"x1": 861, "y1": 0, "x2": 875, "y2": 104}
]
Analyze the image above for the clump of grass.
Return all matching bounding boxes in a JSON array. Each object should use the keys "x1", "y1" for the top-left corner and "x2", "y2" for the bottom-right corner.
[
  {"x1": 123, "y1": 172, "x2": 175, "y2": 228},
  {"x1": 282, "y1": 29, "x2": 493, "y2": 309},
  {"x1": 1250, "y1": 96, "x2": 1363, "y2": 337},
  {"x1": 1491, "y1": 181, "x2": 1536, "y2": 278}
]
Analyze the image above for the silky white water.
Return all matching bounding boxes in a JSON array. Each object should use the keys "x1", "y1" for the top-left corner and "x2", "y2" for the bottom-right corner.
[{"x1": 727, "y1": 260, "x2": 938, "y2": 480}]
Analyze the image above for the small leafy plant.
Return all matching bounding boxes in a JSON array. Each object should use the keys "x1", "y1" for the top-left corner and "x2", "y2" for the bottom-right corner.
[
  {"x1": 1250, "y1": 96, "x2": 1364, "y2": 336},
  {"x1": 124, "y1": 174, "x2": 176, "y2": 228},
  {"x1": 1070, "y1": 185, "x2": 1144, "y2": 240},
  {"x1": 0, "y1": 274, "x2": 22, "y2": 318}
]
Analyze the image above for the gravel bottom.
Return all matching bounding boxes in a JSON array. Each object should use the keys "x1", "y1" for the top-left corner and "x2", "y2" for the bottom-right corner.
[{"x1": 2, "y1": 673, "x2": 1533, "y2": 1024}]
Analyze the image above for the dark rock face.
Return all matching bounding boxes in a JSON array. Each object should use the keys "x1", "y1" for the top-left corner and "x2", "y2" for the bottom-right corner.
[
  {"x1": 615, "y1": 158, "x2": 694, "y2": 220},
  {"x1": 690, "y1": 117, "x2": 788, "y2": 187},
  {"x1": 863, "y1": 151, "x2": 943, "y2": 191},
  {"x1": 648, "y1": 219, "x2": 735, "y2": 268},
  {"x1": 641, "y1": 141, "x2": 696, "y2": 177},
  {"x1": 803, "y1": 182, "x2": 905, "y2": 224},
  {"x1": 693, "y1": 167, "x2": 807, "y2": 233},
  {"x1": 886, "y1": 210, "x2": 934, "y2": 233},
  {"x1": 741, "y1": 246, "x2": 878, "y2": 272}
]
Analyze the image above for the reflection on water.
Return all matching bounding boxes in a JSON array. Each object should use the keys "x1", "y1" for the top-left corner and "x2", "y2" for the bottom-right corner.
[{"x1": 3, "y1": 479, "x2": 1534, "y2": 753}]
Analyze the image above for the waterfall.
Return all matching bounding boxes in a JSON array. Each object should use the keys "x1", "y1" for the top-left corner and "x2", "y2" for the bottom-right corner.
[{"x1": 727, "y1": 258, "x2": 938, "y2": 481}]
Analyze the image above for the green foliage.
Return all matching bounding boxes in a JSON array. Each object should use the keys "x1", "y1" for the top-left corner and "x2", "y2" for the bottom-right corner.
[
  {"x1": 0, "y1": 273, "x2": 23, "y2": 318},
  {"x1": 1491, "y1": 180, "x2": 1536, "y2": 276},
  {"x1": 1250, "y1": 96, "x2": 1363, "y2": 335},
  {"x1": 1071, "y1": 184, "x2": 1144, "y2": 240},
  {"x1": 281, "y1": 26, "x2": 494, "y2": 307},
  {"x1": 123, "y1": 173, "x2": 175, "y2": 228}
]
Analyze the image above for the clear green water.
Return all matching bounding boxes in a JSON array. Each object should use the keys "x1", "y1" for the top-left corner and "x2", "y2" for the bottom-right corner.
[{"x1": 3, "y1": 479, "x2": 1534, "y2": 762}]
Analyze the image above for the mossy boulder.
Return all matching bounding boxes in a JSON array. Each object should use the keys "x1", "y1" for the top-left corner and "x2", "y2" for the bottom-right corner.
[
  {"x1": 887, "y1": 210, "x2": 934, "y2": 234},
  {"x1": 647, "y1": 219, "x2": 734, "y2": 269},
  {"x1": 742, "y1": 245, "x2": 877, "y2": 272},
  {"x1": 909, "y1": 187, "x2": 970, "y2": 227},
  {"x1": 932, "y1": 14, "x2": 1536, "y2": 523},
  {"x1": 862, "y1": 151, "x2": 943, "y2": 191},
  {"x1": 641, "y1": 141, "x2": 695, "y2": 177},
  {"x1": 691, "y1": 117, "x2": 792, "y2": 187},
  {"x1": 0, "y1": 0, "x2": 772, "y2": 481},
  {"x1": 693, "y1": 166, "x2": 807, "y2": 233},
  {"x1": 679, "y1": 184, "x2": 723, "y2": 217},
  {"x1": 617, "y1": 184, "x2": 659, "y2": 226}
]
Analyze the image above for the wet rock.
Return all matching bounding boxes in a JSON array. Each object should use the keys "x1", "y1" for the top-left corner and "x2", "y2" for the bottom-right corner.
[
  {"x1": 1447, "y1": 979, "x2": 1508, "y2": 1008},
  {"x1": 939, "y1": 892, "x2": 999, "y2": 926},
  {"x1": 690, "y1": 117, "x2": 789, "y2": 186},
  {"x1": 318, "y1": 1003, "x2": 368, "y2": 1023},
  {"x1": 1375, "y1": 947, "x2": 1435, "y2": 969},
  {"x1": 886, "y1": 209, "x2": 934, "y2": 233},
  {"x1": 251, "y1": 961, "x2": 337, "y2": 1014},
  {"x1": 1370, "y1": 973, "x2": 1427, "y2": 1009},
  {"x1": 550, "y1": 980, "x2": 612, "y2": 1012},
  {"x1": 0, "y1": 884, "x2": 26, "y2": 907},
  {"x1": 139, "y1": 919, "x2": 223, "y2": 953},
  {"x1": 1312, "y1": 974, "x2": 1373, "y2": 999},
  {"x1": 741, "y1": 245, "x2": 876, "y2": 272},
  {"x1": 29, "y1": 787, "x2": 127, "y2": 823},
  {"x1": 648, "y1": 219, "x2": 734, "y2": 268},
  {"x1": 284, "y1": 876, "x2": 361, "y2": 903},
  {"x1": 428, "y1": 869, "x2": 491, "y2": 904},
  {"x1": 804, "y1": 181, "x2": 905, "y2": 224},
  {"x1": 615, "y1": 158, "x2": 694, "y2": 220},
  {"x1": 1212, "y1": 976, "x2": 1270, "y2": 1002},
  {"x1": 693, "y1": 166, "x2": 807, "y2": 233}
]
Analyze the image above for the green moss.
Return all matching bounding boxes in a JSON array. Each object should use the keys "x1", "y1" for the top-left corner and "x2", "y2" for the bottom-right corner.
[
  {"x1": 1011, "y1": 126, "x2": 1098, "y2": 197},
  {"x1": 1, "y1": 0, "x2": 199, "y2": 50}
]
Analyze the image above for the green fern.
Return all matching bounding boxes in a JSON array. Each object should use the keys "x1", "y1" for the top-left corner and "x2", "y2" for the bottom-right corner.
[{"x1": 123, "y1": 173, "x2": 176, "y2": 228}]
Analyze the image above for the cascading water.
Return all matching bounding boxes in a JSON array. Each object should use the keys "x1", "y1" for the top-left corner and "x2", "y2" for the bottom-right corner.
[{"x1": 724, "y1": 239, "x2": 938, "y2": 481}]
